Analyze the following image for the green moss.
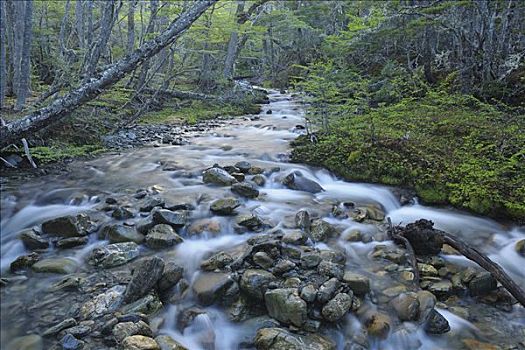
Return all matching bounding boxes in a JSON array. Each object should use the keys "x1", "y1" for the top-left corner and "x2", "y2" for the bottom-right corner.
[{"x1": 29, "y1": 144, "x2": 105, "y2": 164}]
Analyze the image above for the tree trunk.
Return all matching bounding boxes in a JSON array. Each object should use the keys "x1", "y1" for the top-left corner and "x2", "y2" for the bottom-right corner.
[
  {"x1": 85, "y1": 0, "x2": 94, "y2": 49},
  {"x1": 0, "y1": 0, "x2": 7, "y2": 108},
  {"x1": 59, "y1": 0, "x2": 71, "y2": 58},
  {"x1": 14, "y1": 0, "x2": 33, "y2": 111},
  {"x1": 11, "y1": 1, "x2": 25, "y2": 99},
  {"x1": 134, "y1": 0, "x2": 159, "y2": 91},
  {"x1": 75, "y1": 0, "x2": 84, "y2": 49},
  {"x1": 223, "y1": 1, "x2": 245, "y2": 81},
  {"x1": 0, "y1": 0, "x2": 217, "y2": 148},
  {"x1": 127, "y1": 0, "x2": 136, "y2": 54}
]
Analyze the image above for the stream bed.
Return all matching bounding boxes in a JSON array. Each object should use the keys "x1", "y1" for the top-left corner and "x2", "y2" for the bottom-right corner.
[{"x1": 1, "y1": 91, "x2": 524, "y2": 350}]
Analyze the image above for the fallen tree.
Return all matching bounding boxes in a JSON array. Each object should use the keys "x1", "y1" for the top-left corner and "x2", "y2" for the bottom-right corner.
[{"x1": 0, "y1": 0, "x2": 217, "y2": 149}]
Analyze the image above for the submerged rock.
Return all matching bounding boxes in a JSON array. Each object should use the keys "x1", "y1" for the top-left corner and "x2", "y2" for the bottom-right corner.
[
  {"x1": 390, "y1": 293, "x2": 420, "y2": 321},
  {"x1": 254, "y1": 327, "x2": 335, "y2": 350},
  {"x1": 231, "y1": 182, "x2": 259, "y2": 198},
  {"x1": 342, "y1": 272, "x2": 370, "y2": 295},
  {"x1": 264, "y1": 288, "x2": 307, "y2": 327},
  {"x1": 210, "y1": 198, "x2": 241, "y2": 215},
  {"x1": 124, "y1": 257, "x2": 165, "y2": 303},
  {"x1": 192, "y1": 272, "x2": 235, "y2": 306},
  {"x1": 32, "y1": 257, "x2": 78, "y2": 274},
  {"x1": 203, "y1": 167, "x2": 237, "y2": 186},
  {"x1": 365, "y1": 312, "x2": 392, "y2": 339},
  {"x1": 515, "y1": 239, "x2": 525, "y2": 257},
  {"x1": 6, "y1": 334, "x2": 43, "y2": 350},
  {"x1": 282, "y1": 171, "x2": 324, "y2": 193},
  {"x1": 88, "y1": 242, "x2": 140, "y2": 268}
]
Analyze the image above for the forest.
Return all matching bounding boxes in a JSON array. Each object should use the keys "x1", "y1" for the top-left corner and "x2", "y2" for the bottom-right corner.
[{"x1": 1, "y1": 1, "x2": 524, "y2": 350}]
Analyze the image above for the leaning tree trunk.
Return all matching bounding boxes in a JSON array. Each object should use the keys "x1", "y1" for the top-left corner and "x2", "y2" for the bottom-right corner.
[
  {"x1": 14, "y1": 0, "x2": 33, "y2": 111},
  {"x1": 0, "y1": 0, "x2": 217, "y2": 148}
]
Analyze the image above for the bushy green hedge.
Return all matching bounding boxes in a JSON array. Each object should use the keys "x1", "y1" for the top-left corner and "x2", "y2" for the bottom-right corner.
[{"x1": 291, "y1": 91, "x2": 525, "y2": 222}]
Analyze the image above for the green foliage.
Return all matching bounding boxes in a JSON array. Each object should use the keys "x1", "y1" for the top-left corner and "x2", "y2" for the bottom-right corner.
[{"x1": 29, "y1": 145, "x2": 105, "y2": 164}]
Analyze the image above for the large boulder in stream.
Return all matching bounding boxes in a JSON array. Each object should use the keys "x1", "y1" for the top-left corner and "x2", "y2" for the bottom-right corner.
[
  {"x1": 203, "y1": 167, "x2": 237, "y2": 186},
  {"x1": 124, "y1": 257, "x2": 165, "y2": 303},
  {"x1": 282, "y1": 171, "x2": 324, "y2": 193},
  {"x1": 240, "y1": 269, "x2": 276, "y2": 301},
  {"x1": 41, "y1": 214, "x2": 91, "y2": 237},
  {"x1": 103, "y1": 224, "x2": 144, "y2": 244},
  {"x1": 145, "y1": 224, "x2": 183, "y2": 249},
  {"x1": 231, "y1": 182, "x2": 259, "y2": 198},
  {"x1": 254, "y1": 327, "x2": 335, "y2": 350},
  {"x1": 264, "y1": 288, "x2": 307, "y2": 327},
  {"x1": 210, "y1": 198, "x2": 241, "y2": 215},
  {"x1": 192, "y1": 272, "x2": 237, "y2": 306}
]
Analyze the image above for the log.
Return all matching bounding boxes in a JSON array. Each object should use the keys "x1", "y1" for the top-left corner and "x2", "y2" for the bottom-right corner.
[
  {"x1": 143, "y1": 88, "x2": 220, "y2": 102},
  {"x1": 0, "y1": 0, "x2": 217, "y2": 149}
]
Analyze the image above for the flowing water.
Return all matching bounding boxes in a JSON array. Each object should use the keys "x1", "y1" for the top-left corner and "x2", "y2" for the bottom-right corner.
[{"x1": 1, "y1": 91, "x2": 524, "y2": 349}]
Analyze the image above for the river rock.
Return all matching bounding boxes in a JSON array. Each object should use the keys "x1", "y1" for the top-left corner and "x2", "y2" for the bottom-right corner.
[
  {"x1": 235, "y1": 161, "x2": 252, "y2": 173},
  {"x1": 60, "y1": 334, "x2": 83, "y2": 350},
  {"x1": 401, "y1": 219, "x2": 444, "y2": 255},
  {"x1": 363, "y1": 205, "x2": 385, "y2": 221},
  {"x1": 309, "y1": 219, "x2": 337, "y2": 242},
  {"x1": 42, "y1": 318, "x2": 77, "y2": 336},
  {"x1": 145, "y1": 224, "x2": 183, "y2": 249},
  {"x1": 390, "y1": 293, "x2": 420, "y2": 321},
  {"x1": 416, "y1": 290, "x2": 437, "y2": 320},
  {"x1": 6, "y1": 334, "x2": 43, "y2": 350},
  {"x1": 158, "y1": 262, "x2": 184, "y2": 292},
  {"x1": 201, "y1": 251, "x2": 233, "y2": 271},
  {"x1": 240, "y1": 269, "x2": 277, "y2": 300},
  {"x1": 41, "y1": 214, "x2": 91, "y2": 237},
  {"x1": 32, "y1": 257, "x2": 78, "y2": 274},
  {"x1": 203, "y1": 168, "x2": 236, "y2": 186},
  {"x1": 210, "y1": 198, "x2": 241, "y2": 215},
  {"x1": 122, "y1": 335, "x2": 160, "y2": 350},
  {"x1": 252, "y1": 174, "x2": 266, "y2": 186},
  {"x1": 103, "y1": 224, "x2": 144, "y2": 244},
  {"x1": 113, "y1": 320, "x2": 153, "y2": 342},
  {"x1": 236, "y1": 213, "x2": 263, "y2": 230},
  {"x1": 192, "y1": 272, "x2": 235, "y2": 306},
  {"x1": 322, "y1": 292, "x2": 352, "y2": 322},
  {"x1": 365, "y1": 312, "x2": 391, "y2": 339},
  {"x1": 418, "y1": 263, "x2": 439, "y2": 277},
  {"x1": 282, "y1": 171, "x2": 324, "y2": 193},
  {"x1": 254, "y1": 327, "x2": 335, "y2": 350},
  {"x1": 283, "y1": 230, "x2": 308, "y2": 245},
  {"x1": 121, "y1": 294, "x2": 163, "y2": 315},
  {"x1": 88, "y1": 242, "x2": 140, "y2": 268},
  {"x1": 10, "y1": 252, "x2": 40, "y2": 272},
  {"x1": 424, "y1": 309, "x2": 450, "y2": 334},
  {"x1": 427, "y1": 279, "x2": 453, "y2": 297},
  {"x1": 295, "y1": 210, "x2": 311, "y2": 232},
  {"x1": 515, "y1": 239, "x2": 525, "y2": 257},
  {"x1": 273, "y1": 259, "x2": 296, "y2": 275},
  {"x1": 265, "y1": 288, "x2": 307, "y2": 327},
  {"x1": 342, "y1": 272, "x2": 370, "y2": 295},
  {"x1": 301, "y1": 252, "x2": 321, "y2": 268},
  {"x1": 468, "y1": 272, "x2": 497, "y2": 296},
  {"x1": 80, "y1": 285, "x2": 126, "y2": 319},
  {"x1": 113, "y1": 207, "x2": 134, "y2": 220},
  {"x1": 318, "y1": 260, "x2": 344, "y2": 279},
  {"x1": 253, "y1": 251, "x2": 274, "y2": 269},
  {"x1": 300, "y1": 284, "x2": 317, "y2": 303},
  {"x1": 140, "y1": 197, "x2": 165, "y2": 212},
  {"x1": 188, "y1": 218, "x2": 222, "y2": 235},
  {"x1": 155, "y1": 335, "x2": 188, "y2": 350},
  {"x1": 317, "y1": 278, "x2": 341, "y2": 303},
  {"x1": 152, "y1": 209, "x2": 187, "y2": 228},
  {"x1": 124, "y1": 257, "x2": 165, "y2": 303},
  {"x1": 231, "y1": 182, "x2": 259, "y2": 198},
  {"x1": 19, "y1": 229, "x2": 49, "y2": 250},
  {"x1": 56, "y1": 236, "x2": 89, "y2": 249}
]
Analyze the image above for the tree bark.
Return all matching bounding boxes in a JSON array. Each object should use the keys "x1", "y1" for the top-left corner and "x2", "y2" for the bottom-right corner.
[
  {"x1": 127, "y1": 0, "x2": 137, "y2": 54},
  {"x1": 134, "y1": 0, "x2": 159, "y2": 91},
  {"x1": 75, "y1": 0, "x2": 84, "y2": 49},
  {"x1": 0, "y1": 0, "x2": 217, "y2": 148},
  {"x1": 85, "y1": 0, "x2": 94, "y2": 49},
  {"x1": 223, "y1": 1, "x2": 245, "y2": 81},
  {"x1": 0, "y1": 0, "x2": 7, "y2": 108},
  {"x1": 14, "y1": 0, "x2": 33, "y2": 111}
]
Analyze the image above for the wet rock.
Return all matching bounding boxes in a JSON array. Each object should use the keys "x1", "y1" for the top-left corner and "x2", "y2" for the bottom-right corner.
[
  {"x1": 515, "y1": 239, "x2": 525, "y2": 257},
  {"x1": 253, "y1": 252, "x2": 274, "y2": 269},
  {"x1": 103, "y1": 224, "x2": 144, "y2": 244},
  {"x1": 231, "y1": 182, "x2": 259, "y2": 198},
  {"x1": 295, "y1": 210, "x2": 311, "y2": 232},
  {"x1": 88, "y1": 242, "x2": 140, "y2": 268},
  {"x1": 300, "y1": 284, "x2": 317, "y2": 303},
  {"x1": 282, "y1": 171, "x2": 324, "y2": 193},
  {"x1": 32, "y1": 257, "x2": 78, "y2": 274},
  {"x1": 210, "y1": 197, "x2": 241, "y2": 215},
  {"x1": 365, "y1": 312, "x2": 392, "y2": 339},
  {"x1": 41, "y1": 214, "x2": 91, "y2": 237},
  {"x1": 113, "y1": 320, "x2": 152, "y2": 342},
  {"x1": 232, "y1": 172, "x2": 245, "y2": 182},
  {"x1": 122, "y1": 335, "x2": 160, "y2": 350},
  {"x1": 363, "y1": 205, "x2": 385, "y2": 221},
  {"x1": 318, "y1": 260, "x2": 344, "y2": 279},
  {"x1": 192, "y1": 272, "x2": 235, "y2": 306},
  {"x1": 155, "y1": 335, "x2": 188, "y2": 350},
  {"x1": 265, "y1": 288, "x2": 307, "y2": 327},
  {"x1": 10, "y1": 252, "x2": 40, "y2": 272},
  {"x1": 342, "y1": 272, "x2": 370, "y2": 295},
  {"x1": 121, "y1": 294, "x2": 163, "y2": 315},
  {"x1": 235, "y1": 161, "x2": 252, "y2": 173},
  {"x1": 416, "y1": 291, "x2": 437, "y2": 320},
  {"x1": 6, "y1": 334, "x2": 43, "y2": 350},
  {"x1": 19, "y1": 229, "x2": 49, "y2": 250},
  {"x1": 427, "y1": 280, "x2": 453, "y2": 297},
  {"x1": 252, "y1": 174, "x2": 266, "y2": 186},
  {"x1": 468, "y1": 272, "x2": 497, "y2": 296},
  {"x1": 145, "y1": 224, "x2": 183, "y2": 249},
  {"x1": 309, "y1": 219, "x2": 337, "y2": 242},
  {"x1": 345, "y1": 229, "x2": 363, "y2": 242},
  {"x1": 60, "y1": 322, "x2": 93, "y2": 338},
  {"x1": 56, "y1": 236, "x2": 89, "y2": 249},
  {"x1": 462, "y1": 339, "x2": 502, "y2": 350},
  {"x1": 240, "y1": 269, "x2": 277, "y2": 300},
  {"x1": 124, "y1": 257, "x2": 165, "y2": 303},
  {"x1": 203, "y1": 167, "x2": 237, "y2": 186},
  {"x1": 301, "y1": 252, "x2": 321, "y2": 268},
  {"x1": 236, "y1": 213, "x2": 263, "y2": 231},
  {"x1": 322, "y1": 293, "x2": 353, "y2": 322},
  {"x1": 272, "y1": 259, "x2": 296, "y2": 275},
  {"x1": 80, "y1": 285, "x2": 126, "y2": 319},
  {"x1": 424, "y1": 309, "x2": 450, "y2": 334},
  {"x1": 59, "y1": 334, "x2": 83, "y2": 350},
  {"x1": 112, "y1": 207, "x2": 134, "y2": 220},
  {"x1": 188, "y1": 218, "x2": 222, "y2": 236},
  {"x1": 152, "y1": 209, "x2": 187, "y2": 228},
  {"x1": 317, "y1": 278, "x2": 341, "y2": 303},
  {"x1": 201, "y1": 251, "x2": 233, "y2": 271},
  {"x1": 254, "y1": 327, "x2": 336, "y2": 350},
  {"x1": 390, "y1": 293, "x2": 420, "y2": 321},
  {"x1": 140, "y1": 197, "x2": 165, "y2": 212},
  {"x1": 43, "y1": 318, "x2": 77, "y2": 336},
  {"x1": 248, "y1": 166, "x2": 264, "y2": 175},
  {"x1": 158, "y1": 262, "x2": 184, "y2": 292},
  {"x1": 400, "y1": 219, "x2": 444, "y2": 255},
  {"x1": 418, "y1": 263, "x2": 439, "y2": 277},
  {"x1": 282, "y1": 230, "x2": 308, "y2": 245}
]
